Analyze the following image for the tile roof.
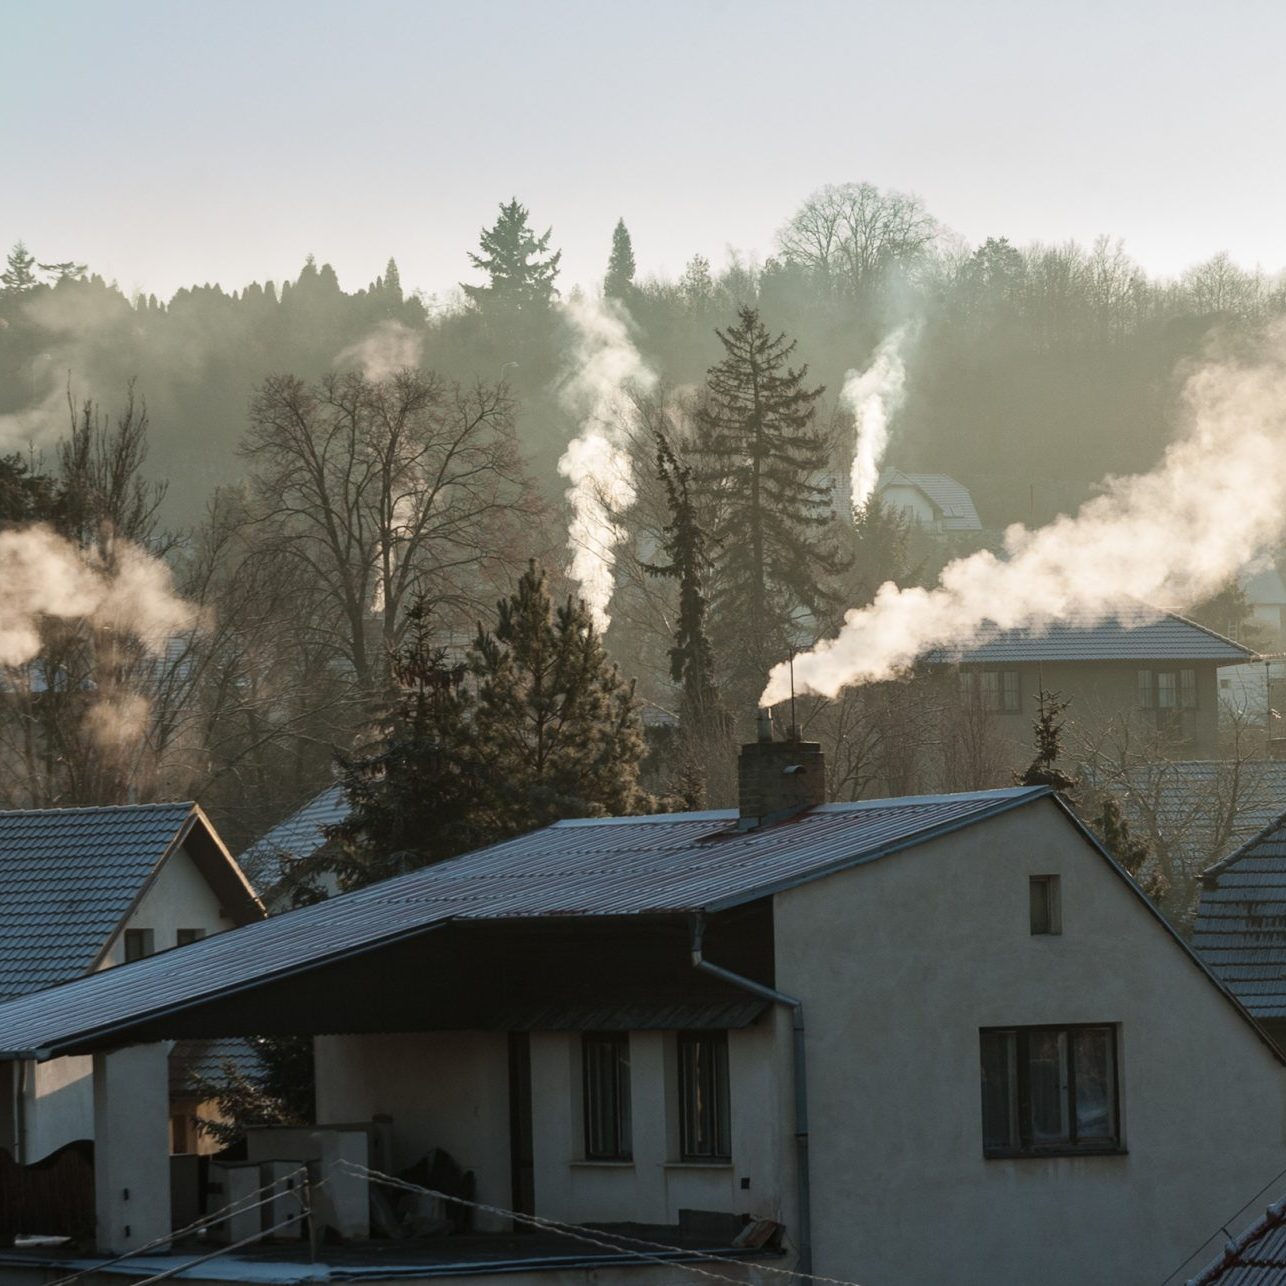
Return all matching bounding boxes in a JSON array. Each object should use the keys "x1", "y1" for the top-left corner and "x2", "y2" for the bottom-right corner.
[
  {"x1": 924, "y1": 605, "x2": 1255, "y2": 664},
  {"x1": 237, "y1": 786, "x2": 347, "y2": 893},
  {"x1": 1188, "y1": 1197, "x2": 1286, "y2": 1283},
  {"x1": 0, "y1": 787, "x2": 1049, "y2": 1058},
  {"x1": 169, "y1": 1036, "x2": 264, "y2": 1096},
  {"x1": 879, "y1": 470, "x2": 982, "y2": 531},
  {"x1": 0, "y1": 802, "x2": 198, "y2": 1002},
  {"x1": 1193, "y1": 811, "x2": 1286, "y2": 1018}
]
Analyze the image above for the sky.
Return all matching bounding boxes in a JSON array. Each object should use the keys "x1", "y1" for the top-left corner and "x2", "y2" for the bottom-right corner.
[{"x1": 5, "y1": 0, "x2": 1285, "y2": 302}]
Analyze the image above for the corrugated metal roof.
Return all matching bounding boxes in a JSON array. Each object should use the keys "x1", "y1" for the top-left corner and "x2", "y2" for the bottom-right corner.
[
  {"x1": 1189, "y1": 1199, "x2": 1286, "y2": 1283},
  {"x1": 0, "y1": 801, "x2": 198, "y2": 1002},
  {"x1": 237, "y1": 785, "x2": 348, "y2": 893},
  {"x1": 0, "y1": 787, "x2": 1047, "y2": 1058},
  {"x1": 1194, "y1": 812, "x2": 1286, "y2": 1018},
  {"x1": 879, "y1": 470, "x2": 982, "y2": 530},
  {"x1": 923, "y1": 604, "x2": 1254, "y2": 664}
]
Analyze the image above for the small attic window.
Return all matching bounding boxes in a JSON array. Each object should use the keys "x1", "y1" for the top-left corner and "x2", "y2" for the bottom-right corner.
[
  {"x1": 1030, "y1": 876, "x2": 1061, "y2": 935},
  {"x1": 123, "y1": 928, "x2": 155, "y2": 962}
]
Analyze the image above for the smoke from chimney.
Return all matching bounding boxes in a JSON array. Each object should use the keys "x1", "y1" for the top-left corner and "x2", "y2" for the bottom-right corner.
[
  {"x1": 556, "y1": 295, "x2": 657, "y2": 632},
  {"x1": 764, "y1": 330, "x2": 1286, "y2": 704},
  {"x1": 846, "y1": 324, "x2": 915, "y2": 511}
]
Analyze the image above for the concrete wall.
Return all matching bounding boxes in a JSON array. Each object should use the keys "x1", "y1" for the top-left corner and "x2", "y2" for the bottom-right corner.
[
  {"x1": 773, "y1": 796, "x2": 1286, "y2": 1286},
  {"x1": 314, "y1": 1031, "x2": 512, "y2": 1232},
  {"x1": 21, "y1": 843, "x2": 240, "y2": 1163}
]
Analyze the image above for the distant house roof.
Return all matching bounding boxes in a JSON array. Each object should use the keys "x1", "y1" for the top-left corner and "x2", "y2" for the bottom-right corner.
[
  {"x1": 924, "y1": 605, "x2": 1255, "y2": 665},
  {"x1": 879, "y1": 470, "x2": 982, "y2": 531},
  {"x1": 1193, "y1": 810, "x2": 1286, "y2": 1019},
  {"x1": 237, "y1": 785, "x2": 348, "y2": 893},
  {"x1": 1090, "y1": 760, "x2": 1286, "y2": 888},
  {"x1": 0, "y1": 783, "x2": 1271, "y2": 1066},
  {"x1": 169, "y1": 1035, "x2": 264, "y2": 1097},
  {"x1": 1189, "y1": 1197, "x2": 1286, "y2": 1283},
  {"x1": 0, "y1": 802, "x2": 263, "y2": 1002}
]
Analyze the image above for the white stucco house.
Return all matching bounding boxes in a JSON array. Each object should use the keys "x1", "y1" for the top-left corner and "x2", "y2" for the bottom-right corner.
[
  {"x1": 877, "y1": 468, "x2": 982, "y2": 533},
  {"x1": 0, "y1": 734, "x2": 1284, "y2": 1284},
  {"x1": 0, "y1": 802, "x2": 263, "y2": 1165}
]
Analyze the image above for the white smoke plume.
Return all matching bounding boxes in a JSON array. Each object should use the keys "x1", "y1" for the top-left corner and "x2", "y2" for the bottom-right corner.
[
  {"x1": 845, "y1": 325, "x2": 914, "y2": 510},
  {"x1": 764, "y1": 333, "x2": 1286, "y2": 704},
  {"x1": 556, "y1": 296, "x2": 657, "y2": 632},
  {"x1": 0, "y1": 525, "x2": 198, "y2": 665},
  {"x1": 334, "y1": 320, "x2": 423, "y2": 380}
]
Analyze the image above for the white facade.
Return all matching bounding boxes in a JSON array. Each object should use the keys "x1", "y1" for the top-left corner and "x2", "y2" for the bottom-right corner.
[
  {"x1": 14, "y1": 845, "x2": 239, "y2": 1162},
  {"x1": 311, "y1": 798, "x2": 1286, "y2": 1283}
]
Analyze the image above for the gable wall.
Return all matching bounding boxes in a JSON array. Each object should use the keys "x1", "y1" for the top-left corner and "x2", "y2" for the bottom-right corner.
[{"x1": 773, "y1": 796, "x2": 1286, "y2": 1286}]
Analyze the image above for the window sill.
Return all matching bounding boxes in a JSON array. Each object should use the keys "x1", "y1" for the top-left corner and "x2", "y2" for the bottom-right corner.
[
  {"x1": 570, "y1": 1160, "x2": 635, "y2": 1169},
  {"x1": 663, "y1": 1160, "x2": 734, "y2": 1170},
  {"x1": 984, "y1": 1146, "x2": 1127, "y2": 1161}
]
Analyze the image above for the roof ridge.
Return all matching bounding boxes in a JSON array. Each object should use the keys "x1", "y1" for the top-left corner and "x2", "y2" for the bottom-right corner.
[
  {"x1": 1200, "y1": 810, "x2": 1286, "y2": 881},
  {"x1": 1160, "y1": 607, "x2": 1259, "y2": 659},
  {"x1": 0, "y1": 800, "x2": 195, "y2": 819}
]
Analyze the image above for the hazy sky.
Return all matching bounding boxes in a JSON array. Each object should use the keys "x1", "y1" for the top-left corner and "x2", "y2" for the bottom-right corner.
[{"x1": 6, "y1": 0, "x2": 1284, "y2": 302}]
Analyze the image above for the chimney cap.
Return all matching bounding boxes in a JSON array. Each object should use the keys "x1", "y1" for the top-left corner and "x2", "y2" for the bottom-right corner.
[{"x1": 756, "y1": 707, "x2": 775, "y2": 743}]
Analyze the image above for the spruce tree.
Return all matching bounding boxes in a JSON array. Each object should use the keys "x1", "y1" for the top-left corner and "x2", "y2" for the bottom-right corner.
[
  {"x1": 643, "y1": 429, "x2": 719, "y2": 722},
  {"x1": 1016, "y1": 689, "x2": 1077, "y2": 795},
  {"x1": 462, "y1": 199, "x2": 561, "y2": 315},
  {"x1": 604, "y1": 218, "x2": 637, "y2": 300},
  {"x1": 326, "y1": 599, "x2": 482, "y2": 890},
  {"x1": 1, "y1": 242, "x2": 39, "y2": 294},
  {"x1": 470, "y1": 561, "x2": 651, "y2": 834},
  {"x1": 694, "y1": 307, "x2": 842, "y2": 708}
]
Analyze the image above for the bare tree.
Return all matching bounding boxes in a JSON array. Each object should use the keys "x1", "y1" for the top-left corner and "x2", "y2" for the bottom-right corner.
[
  {"x1": 776, "y1": 183, "x2": 939, "y2": 298},
  {"x1": 241, "y1": 369, "x2": 541, "y2": 693}
]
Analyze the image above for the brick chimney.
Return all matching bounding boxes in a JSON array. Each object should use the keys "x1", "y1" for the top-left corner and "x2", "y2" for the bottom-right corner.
[{"x1": 738, "y1": 709, "x2": 826, "y2": 825}]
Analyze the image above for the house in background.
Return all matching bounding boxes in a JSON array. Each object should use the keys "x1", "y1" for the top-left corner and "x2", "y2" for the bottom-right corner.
[
  {"x1": 923, "y1": 604, "x2": 1256, "y2": 763},
  {"x1": 1244, "y1": 564, "x2": 1286, "y2": 649},
  {"x1": 877, "y1": 469, "x2": 982, "y2": 533},
  {"x1": 236, "y1": 783, "x2": 346, "y2": 906},
  {"x1": 0, "y1": 732, "x2": 1283, "y2": 1284},
  {"x1": 0, "y1": 802, "x2": 263, "y2": 1163}
]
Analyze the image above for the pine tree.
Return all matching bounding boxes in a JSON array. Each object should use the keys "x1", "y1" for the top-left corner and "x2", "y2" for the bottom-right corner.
[
  {"x1": 1, "y1": 242, "x2": 39, "y2": 294},
  {"x1": 643, "y1": 428, "x2": 718, "y2": 722},
  {"x1": 693, "y1": 307, "x2": 842, "y2": 707},
  {"x1": 326, "y1": 599, "x2": 482, "y2": 890},
  {"x1": 462, "y1": 199, "x2": 561, "y2": 315},
  {"x1": 604, "y1": 218, "x2": 637, "y2": 300},
  {"x1": 470, "y1": 561, "x2": 651, "y2": 835},
  {"x1": 1016, "y1": 689, "x2": 1077, "y2": 794}
]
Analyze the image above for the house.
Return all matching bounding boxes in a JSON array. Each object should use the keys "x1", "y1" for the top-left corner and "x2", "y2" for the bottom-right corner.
[
  {"x1": 0, "y1": 802, "x2": 263, "y2": 1164},
  {"x1": 236, "y1": 784, "x2": 347, "y2": 904},
  {"x1": 924, "y1": 603, "x2": 1256, "y2": 762},
  {"x1": 1244, "y1": 564, "x2": 1286, "y2": 647},
  {"x1": 877, "y1": 469, "x2": 982, "y2": 533},
  {"x1": 0, "y1": 730, "x2": 1282, "y2": 1284}
]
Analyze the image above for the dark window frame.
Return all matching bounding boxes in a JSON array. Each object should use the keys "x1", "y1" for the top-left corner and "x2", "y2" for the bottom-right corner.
[
  {"x1": 176, "y1": 928, "x2": 206, "y2": 947},
  {"x1": 1137, "y1": 668, "x2": 1198, "y2": 737},
  {"x1": 1029, "y1": 875, "x2": 1062, "y2": 935},
  {"x1": 677, "y1": 1030, "x2": 731, "y2": 1162},
  {"x1": 582, "y1": 1032, "x2": 632, "y2": 1161},
  {"x1": 959, "y1": 668, "x2": 1022, "y2": 714},
  {"x1": 980, "y1": 1023, "x2": 1122, "y2": 1159},
  {"x1": 123, "y1": 928, "x2": 154, "y2": 962}
]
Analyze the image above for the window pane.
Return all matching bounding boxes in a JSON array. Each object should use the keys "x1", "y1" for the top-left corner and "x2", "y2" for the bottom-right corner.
[
  {"x1": 1002, "y1": 671, "x2": 1020, "y2": 713},
  {"x1": 1030, "y1": 878, "x2": 1052, "y2": 934},
  {"x1": 1137, "y1": 670, "x2": 1153, "y2": 709},
  {"x1": 1073, "y1": 1028, "x2": 1115, "y2": 1140},
  {"x1": 980, "y1": 671, "x2": 1000, "y2": 711},
  {"x1": 980, "y1": 1031, "x2": 1017, "y2": 1150},
  {"x1": 1027, "y1": 1030, "x2": 1070, "y2": 1144},
  {"x1": 1180, "y1": 669, "x2": 1197, "y2": 710},
  {"x1": 584, "y1": 1034, "x2": 631, "y2": 1159},
  {"x1": 1156, "y1": 672, "x2": 1178, "y2": 709},
  {"x1": 679, "y1": 1032, "x2": 730, "y2": 1160}
]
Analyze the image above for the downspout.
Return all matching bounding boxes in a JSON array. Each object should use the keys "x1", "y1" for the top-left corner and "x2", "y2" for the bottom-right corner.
[
  {"x1": 15, "y1": 1058, "x2": 28, "y2": 1163},
  {"x1": 689, "y1": 913, "x2": 811, "y2": 1277}
]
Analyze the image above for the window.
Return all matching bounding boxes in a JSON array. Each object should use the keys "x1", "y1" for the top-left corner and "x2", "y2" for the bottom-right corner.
[
  {"x1": 1029, "y1": 876, "x2": 1061, "y2": 935},
  {"x1": 960, "y1": 668, "x2": 1021, "y2": 713},
  {"x1": 123, "y1": 928, "x2": 154, "y2": 962},
  {"x1": 678, "y1": 1031, "x2": 731, "y2": 1161},
  {"x1": 582, "y1": 1033, "x2": 632, "y2": 1160},
  {"x1": 176, "y1": 928, "x2": 206, "y2": 947},
  {"x1": 1137, "y1": 668, "x2": 1197, "y2": 738},
  {"x1": 980, "y1": 1025, "x2": 1120, "y2": 1157}
]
